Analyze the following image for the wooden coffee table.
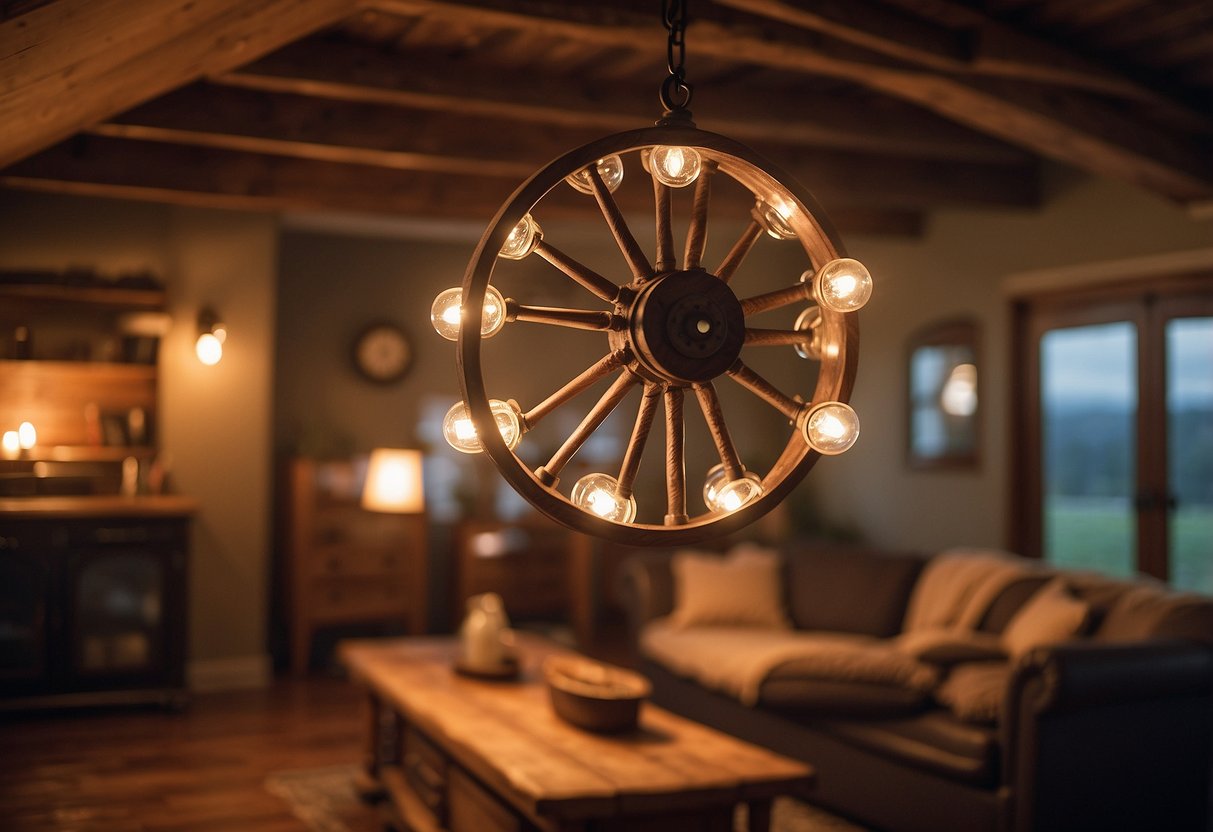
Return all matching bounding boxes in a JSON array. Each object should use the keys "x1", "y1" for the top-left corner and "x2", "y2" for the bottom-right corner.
[{"x1": 340, "y1": 634, "x2": 814, "y2": 832}]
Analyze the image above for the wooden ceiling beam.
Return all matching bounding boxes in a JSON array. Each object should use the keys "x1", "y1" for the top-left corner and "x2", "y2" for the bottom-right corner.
[
  {"x1": 0, "y1": 0, "x2": 359, "y2": 168},
  {"x1": 94, "y1": 83, "x2": 1038, "y2": 209},
  {"x1": 216, "y1": 38, "x2": 1028, "y2": 165},
  {"x1": 0, "y1": 136, "x2": 926, "y2": 237},
  {"x1": 362, "y1": 0, "x2": 1212, "y2": 203}
]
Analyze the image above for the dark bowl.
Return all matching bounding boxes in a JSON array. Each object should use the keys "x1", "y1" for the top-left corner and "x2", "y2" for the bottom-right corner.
[{"x1": 543, "y1": 655, "x2": 651, "y2": 733}]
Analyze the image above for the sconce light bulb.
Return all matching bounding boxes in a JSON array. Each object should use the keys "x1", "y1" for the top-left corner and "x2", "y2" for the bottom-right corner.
[
  {"x1": 499, "y1": 213, "x2": 543, "y2": 260},
  {"x1": 17, "y1": 421, "x2": 37, "y2": 450},
  {"x1": 792, "y1": 306, "x2": 823, "y2": 360},
  {"x1": 648, "y1": 145, "x2": 701, "y2": 188},
  {"x1": 431, "y1": 285, "x2": 507, "y2": 341},
  {"x1": 2, "y1": 431, "x2": 19, "y2": 459},
  {"x1": 442, "y1": 399, "x2": 523, "y2": 454},
  {"x1": 755, "y1": 196, "x2": 797, "y2": 240},
  {"x1": 570, "y1": 473, "x2": 637, "y2": 523},
  {"x1": 810, "y1": 258, "x2": 873, "y2": 313},
  {"x1": 566, "y1": 155, "x2": 624, "y2": 194},
  {"x1": 195, "y1": 332, "x2": 223, "y2": 366},
  {"x1": 802, "y1": 401, "x2": 860, "y2": 455},
  {"x1": 703, "y1": 464, "x2": 764, "y2": 513}
]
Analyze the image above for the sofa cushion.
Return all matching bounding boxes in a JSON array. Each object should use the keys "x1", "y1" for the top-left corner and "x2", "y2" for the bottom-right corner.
[
  {"x1": 934, "y1": 661, "x2": 1011, "y2": 723},
  {"x1": 668, "y1": 547, "x2": 790, "y2": 630},
  {"x1": 785, "y1": 545, "x2": 924, "y2": 637},
  {"x1": 640, "y1": 622, "x2": 938, "y2": 707},
  {"x1": 818, "y1": 710, "x2": 1000, "y2": 786},
  {"x1": 976, "y1": 572, "x2": 1054, "y2": 633},
  {"x1": 894, "y1": 629, "x2": 1007, "y2": 666},
  {"x1": 1000, "y1": 579, "x2": 1090, "y2": 658},
  {"x1": 903, "y1": 548, "x2": 1036, "y2": 634}
]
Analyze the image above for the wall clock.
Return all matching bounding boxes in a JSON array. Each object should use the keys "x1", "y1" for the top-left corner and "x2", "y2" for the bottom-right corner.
[{"x1": 352, "y1": 322, "x2": 411, "y2": 384}]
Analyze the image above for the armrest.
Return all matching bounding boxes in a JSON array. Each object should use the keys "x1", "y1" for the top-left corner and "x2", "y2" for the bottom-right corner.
[
  {"x1": 1009, "y1": 639, "x2": 1213, "y2": 714},
  {"x1": 1002, "y1": 639, "x2": 1213, "y2": 832},
  {"x1": 615, "y1": 552, "x2": 676, "y2": 635}
]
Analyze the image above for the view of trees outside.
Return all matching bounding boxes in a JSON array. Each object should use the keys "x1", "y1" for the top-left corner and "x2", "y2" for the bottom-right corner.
[{"x1": 1042, "y1": 319, "x2": 1212, "y2": 592}]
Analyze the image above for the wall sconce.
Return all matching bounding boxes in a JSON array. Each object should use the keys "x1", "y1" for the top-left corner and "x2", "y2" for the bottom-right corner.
[
  {"x1": 361, "y1": 448, "x2": 426, "y2": 514},
  {"x1": 195, "y1": 308, "x2": 226, "y2": 366}
]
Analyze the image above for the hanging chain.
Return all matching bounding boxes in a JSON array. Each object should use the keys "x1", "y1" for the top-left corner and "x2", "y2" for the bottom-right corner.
[{"x1": 660, "y1": 0, "x2": 693, "y2": 112}]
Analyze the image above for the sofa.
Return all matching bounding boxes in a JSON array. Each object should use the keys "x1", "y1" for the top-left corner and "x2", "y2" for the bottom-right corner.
[{"x1": 617, "y1": 542, "x2": 1213, "y2": 832}]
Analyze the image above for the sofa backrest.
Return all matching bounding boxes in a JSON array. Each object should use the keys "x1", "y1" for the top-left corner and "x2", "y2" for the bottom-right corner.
[{"x1": 784, "y1": 544, "x2": 926, "y2": 638}]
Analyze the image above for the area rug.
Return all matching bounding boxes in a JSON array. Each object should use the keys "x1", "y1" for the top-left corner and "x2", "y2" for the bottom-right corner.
[{"x1": 265, "y1": 764, "x2": 869, "y2": 832}]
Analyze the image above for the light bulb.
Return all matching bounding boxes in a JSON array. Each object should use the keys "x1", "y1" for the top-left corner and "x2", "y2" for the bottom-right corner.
[
  {"x1": 195, "y1": 332, "x2": 223, "y2": 365},
  {"x1": 570, "y1": 473, "x2": 636, "y2": 523},
  {"x1": 566, "y1": 155, "x2": 624, "y2": 194},
  {"x1": 811, "y1": 258, "x2": 873, "y2": 313},
  {"x1": 802, "y1": 401, "x2": 860, "y2": 455},
  {"x1": 2, "y1": 431, "x2": 19, "y2": 459},
  {"x1": 499, "y1": 213, "x2": 543, "y2": 260},
  {"x1": 442, "y1": 399, "x2": 523, "y2": 454},
  {"x1": 704, "y1": 467, "x2": 764, "y2": 513},
  {"x1": 648, "y1": 145, "x2": 701, "y2": 188},
  {"x1": 430, "y1": 285, "x2": 507, "y2": 341},
  {"x1": 755, "y1": 196, "x2": 797, "y2": 240},
  {"x1": 17, "y1": 421, "x2": 36, "y2": 450},
  {"x1": 793, "y1": 306, "x2": 823, "y2": 360}
]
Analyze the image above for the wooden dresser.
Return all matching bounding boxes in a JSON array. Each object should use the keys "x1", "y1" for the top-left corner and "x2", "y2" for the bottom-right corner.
[{"x1": 282, "y1": 457, "x2": 427, "y2": 675}]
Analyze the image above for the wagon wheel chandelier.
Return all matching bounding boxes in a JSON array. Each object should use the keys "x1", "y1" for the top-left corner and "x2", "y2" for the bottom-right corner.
[{"x1": 431, "y1": 0, "x2": 871, "y2": 545}]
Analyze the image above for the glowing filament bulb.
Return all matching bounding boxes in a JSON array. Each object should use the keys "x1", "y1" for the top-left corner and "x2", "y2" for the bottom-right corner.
[
  {"x1": 802, "y1": 402, "x2": 860, "y2": 455},
  {"x1": 810, "y1": 258, "x2": 873, "y2": 313},
  {"x1": 649, "y1": 145, "x2": 701, "y2": 188},
  {"x1": 570, "y1": 473, "x2": 636, "y2": 523},
  {"x1": 430, "y1": 285, "x2": 507, "y2": 341},
  {"x1": 499, "y1": 213, "x2": 543, "y2": 260},
  {"x1": 755, "y1": 196, "x2": 797, "y2": 240},
  {"x1": 17, "y1": 421, "x2": 36, "y2": 450},
  {"x1": 704, "y1": 469, "x2": 764, "y2": 514},
  {"x1": 1, "y1": 431, "x2": 19, "y2": 459},
  {"x1": 442, "y1": 399, "x2": 523, "y2": 454},
  {"x1": 566, "y1": 155, "x2": 624, "y2": 194},
  {"x1": 195, "y1": 332, "x2": 223, "y2": 365}
]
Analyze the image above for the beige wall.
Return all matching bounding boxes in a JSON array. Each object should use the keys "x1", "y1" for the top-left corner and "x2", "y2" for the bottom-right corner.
[{"x1": 0, "y1": 192, "x2": 278, "y2": 688}]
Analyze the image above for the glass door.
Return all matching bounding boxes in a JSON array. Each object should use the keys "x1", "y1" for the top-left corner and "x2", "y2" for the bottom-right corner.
[{"x1": 1016, "y1": 276, "x2": 1212, "y2": 588}]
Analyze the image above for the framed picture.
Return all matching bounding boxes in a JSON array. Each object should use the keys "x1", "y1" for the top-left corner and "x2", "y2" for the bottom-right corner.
[{"x1": 907, "y1": 319, "x2": 980, "y2": 469}]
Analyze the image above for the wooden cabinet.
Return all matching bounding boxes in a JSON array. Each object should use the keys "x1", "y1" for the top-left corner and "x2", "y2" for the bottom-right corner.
[
  {"x1": 0, "y1": 500, "x2": 193, "y2": 710},
  {"x1": 282, "y1": 457, "x2": 427, "y2": 675}
]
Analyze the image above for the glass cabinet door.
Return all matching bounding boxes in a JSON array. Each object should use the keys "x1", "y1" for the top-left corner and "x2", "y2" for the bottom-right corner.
[{"x1": 71, "y1": 551, "x2": 166, "y2": 679}]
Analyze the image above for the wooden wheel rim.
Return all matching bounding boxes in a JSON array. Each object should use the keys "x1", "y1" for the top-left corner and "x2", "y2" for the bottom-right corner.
[{"x1": 458, "y1": 123, "x2": 859, "y2": 546}]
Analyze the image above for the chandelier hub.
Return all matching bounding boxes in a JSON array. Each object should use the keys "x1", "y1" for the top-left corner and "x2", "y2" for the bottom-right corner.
[{"x1": 626, "y1": 268, "x2": 744, "y2": 384}]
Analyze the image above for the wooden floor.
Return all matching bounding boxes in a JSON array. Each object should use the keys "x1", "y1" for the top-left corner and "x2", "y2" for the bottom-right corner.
[{"x1": 0, "y1": 678, "x2": 371, "y2": 832}]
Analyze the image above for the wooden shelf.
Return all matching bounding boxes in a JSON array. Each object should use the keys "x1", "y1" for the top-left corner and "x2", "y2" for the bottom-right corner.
[
  {"x1": 0, "y1": 359, "x2": 156, "y2": 374},
  {"x1": 26, "y1": 445, "x2": 157, "y2": 462},
  {"x1": 0, "y1": 283, "x2": 165, "y2": 310}
]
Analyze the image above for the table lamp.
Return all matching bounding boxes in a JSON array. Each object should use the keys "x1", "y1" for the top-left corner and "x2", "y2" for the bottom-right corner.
[{"x1": 361, "y1": 448, "x2": 425, "y2": 513}]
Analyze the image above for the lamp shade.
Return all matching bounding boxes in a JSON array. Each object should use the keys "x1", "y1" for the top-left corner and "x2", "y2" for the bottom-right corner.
[{"x1": 361, "y1": 449, "x2": 425, "y2": 513}]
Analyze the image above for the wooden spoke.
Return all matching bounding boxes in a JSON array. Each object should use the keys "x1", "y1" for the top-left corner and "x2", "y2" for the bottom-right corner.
[
  {"x1": 693, "y1": 382, "x2": 743, "y2": 481},
  {"x1": 726, "y1": 360, "x2": 803, "y2": 421},
  {"x1": 617, "y1": 384, "x2": 662, "y2": 499},
  {"x1": 533, "y1": 239, "x2": 620, "y2": 302},
  {"x1": 587, "y1": 165, "x2": 652, "y2": 282},
  {"x1": 505, "y1": 299, "x2": 616, "y2": 332},
  {"x1": 664, "y1": 385, "x2": 688, "y2": 525},
  {"x1": 744, "y1": 327, "x2": 814, "y2": 347},
  {"x1": 740, "y1": 283, "x2": 812, "y2": 317},
  {"x1": 683, "y1": 160, "x2": 718, "y2": 270},
  {"x1": 537, "y1": 371, "x2": 639, "y2": 482},
  {"x1": 714, "y1": 218, "x2": 763, "y2": 285},
  {"x1": 521, "y1": 350, "x2": 630, "y2": 429},
  {"x1": 653, "y1": 174, "x2": 675, "y2": 274}
]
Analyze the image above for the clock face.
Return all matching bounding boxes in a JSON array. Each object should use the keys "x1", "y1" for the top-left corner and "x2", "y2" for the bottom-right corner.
[{"x1": 353, "y1": 323, "x2": 411, "y2": 383}]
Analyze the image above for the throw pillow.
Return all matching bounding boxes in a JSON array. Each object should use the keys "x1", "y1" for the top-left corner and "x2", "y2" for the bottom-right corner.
[
  {"x1": 1001, "y1": 579, "x2": 1091, "y2": 658},
  {"x1": 667, "y1": 547, "x2": 790, "y2": 630}
]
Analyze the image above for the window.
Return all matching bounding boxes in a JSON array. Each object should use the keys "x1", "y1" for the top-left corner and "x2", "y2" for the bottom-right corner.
[{"x1": 1013, "y1": 273, "x2": 1212, "y2": 591}]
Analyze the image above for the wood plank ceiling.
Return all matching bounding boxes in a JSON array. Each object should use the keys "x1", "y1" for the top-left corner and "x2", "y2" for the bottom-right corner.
[{"x1": 1, "y1": 0, "x2": 1211, "y2": 237}]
